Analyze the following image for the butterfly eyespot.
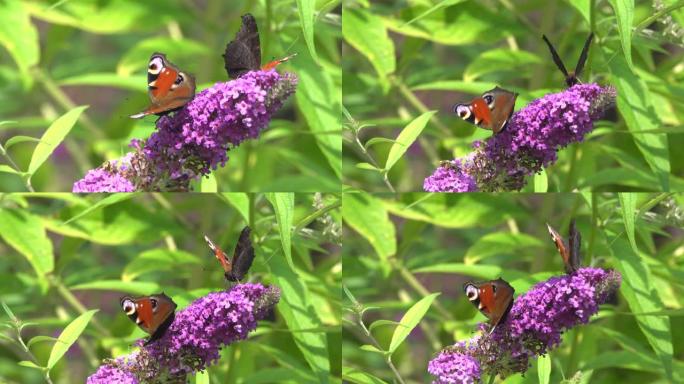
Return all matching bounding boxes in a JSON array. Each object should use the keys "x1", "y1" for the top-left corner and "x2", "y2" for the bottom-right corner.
[
  {"x1": 491, "y1": 284, "x2": 497, "y2": 293},
  {"x1": 174, "y1": 74, "x2": 184, "y2": 85},
  {"x1": 150, "y1": 298, "x2": 158, "y2": 308},
  {"x1": 122, "y1": 299, "x2": 135, "y2": 314},
  {"x1": 148, "y1": 57, "x2": 164, "y2": 75},
  {"x1": 465, "y1": 285, "x2": 479, "y2": 301},
  {"x1": 483, "y1": 94, "x2": 495, "y2": 107},
  {"x1": 455, "y1": 105, "x2": 471, "y2": 119}
]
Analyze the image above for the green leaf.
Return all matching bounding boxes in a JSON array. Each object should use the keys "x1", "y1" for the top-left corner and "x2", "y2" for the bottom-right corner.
[
  {"x1": 200, "y1": 173, "x2": 217, "y2": 192},
  {"x1": 355, "y1": 162, "x2": 381, "y2": 172},
  {"x1": 537, "y1": 353, "x2": 551, "y2": 384},
  {"x1": 296, "y1": 0, "x2": 318, "y2": 62},
  {"x1": 1, "y1": 301, "x2": 17, "y2": 321},
  {"x1": 342, "y1": 367, "x2": 389, "y2": 384},
  {"x1": 608, "y1": 236, "x2": 673, "y2": 380},
  {"x1": 342, "y1": 193, "x2": 396, "y2": 270},
  {"x1": 4, "y1": 135, "x2": 42, "y2": 150},
  {"x1": 368, "y1": 319, "x2": 403, "y2": 332},
  {"x1": 364, "y1": 137, "x2": 399, "y2": 150},
  {"x1": 412, "y1": 263, "x2": 502, "y2": 279},
  {"x1": 464, "y1": 49, "x2": 542, "y2": 81},
  {"x1": 123, "y1": 249, "x2": 202, "y2": 281},
  {"x1": 610, "y1": 56, "x2": 670, "y2": 190},
  {"x1": 59, "y1": 73, "x2": 145, "y2": 91},
  {"x1": 567, "y1": 0, "x2": 591, "y2": 23},
  {"x1": 0, "y1": 1, "x2": 39, "y2": 89},
  {"x1": 618, "y1": 193, "x2": 638, "y2": 253},
  {"x1": 266, "y1": 193, "x2": 295, "y2": 269},
  {"x1": 69, "y1": 280, "x2": 160, "y2": 295},
  {"x1": 401, "y1": 0, "x2": 468, "y2": 26},
  {"x1": 295, "y1": 53, "x2": 342, "y2": 178},
  {"x1": 388, "y1": 293, "x2": 439, "y2": 354},
  {"x1": 27, "y1": 335, "x2": 58, "y2": 349},
  {"x1": 464, "y1": 233, "x2": 544, "y2": 264},
  {"x1": 343, "y1": 8, "x2": 396, "y2": 81},
  {"x1": 18, "y1": 360, "x2": 43, "y2": 370},
  {"x1": 359, "y1": 344, "x2": 385, "y2": 354},
  {"x1": 534, "y1": 169, "x2": 548, "y2": 192},
  {"x1": 267, "y1": 250, "x2": 329, "y2": 383},
  {"x1": 63, "y1": 193, "x2": 137, "y2": 225},
  {"x1": 220, "y1": 193, "x2": 250, "y2": 224},
  {"x1": 0, "y1": 208, "x2": 54, "y2": 281},
  {"x1": 47, "y1": 310, "x2": 98, "y2": 369},
  {"x1": 28, "y1": 106, "x2": 88, "y2": 177},
  {"x1": 608, "y1": 0, "x2": 635, "y2": 70},
  {"x1": 0, "y1": 164, "x2": 23, "y2": 175},
  {"x1": 194, "y1": 369, "x2": 209, "y2": 384},
  {"x1": 385, "y1": 111, "x2": 436, "y2": 172},
  {"x1": 117, "y1": 37, "x2": 210, "y2": 76}
]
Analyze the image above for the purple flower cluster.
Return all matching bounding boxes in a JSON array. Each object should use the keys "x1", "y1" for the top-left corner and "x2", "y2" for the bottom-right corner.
[
  {"x1": 428, "y1": 267, "x2": 621, "y2": 382},
  {"x1": 425, "y1": 84, "x2": 616, "y2": 192},
  {"x1": 87, "y1": 283, "x2": 280, "y2": 384},
  {"x1": 73, "y1": 70, "x2": 297, "y2": 192},
  {"x1": 428, "y1": 347, "x2": 481, "y2": 384}
]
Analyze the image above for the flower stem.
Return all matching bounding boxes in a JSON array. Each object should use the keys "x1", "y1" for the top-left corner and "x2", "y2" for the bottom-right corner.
[
  {"x1": 635, "y1": 0, "x2": 684, "y2": 32},
  {"x1": 293, "y1": 198, "x2": 341, "y2": 234},
  {"x1": 50, "y1": 276, "x2": 111, "y2": 337},
  {"x1": 356, "y1": 315, "x2": 406, "y2": 384},
  {"x1": 487, "y1": 373, "x2": 496, "y2": 384},
  {"x1": 392, "y1": 258, "x2": 453, "y2": 321}
]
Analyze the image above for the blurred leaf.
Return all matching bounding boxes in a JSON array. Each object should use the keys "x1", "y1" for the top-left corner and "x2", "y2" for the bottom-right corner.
[
  {"x1": 123, "y1": 249, "x2": 202, "y2": 281},
  {"x1": 412, "y1": 263, "x2": 502, "y2": 279},
  {"x1": 195, "y1": 370, "x2": 209, "y2": 384},
  {"x1": 385, "y1": 111, "x2": 436, "y2": 172},
  {"x1": 581, "y1": 350, "x2": 662, "y2": 373},
  {"x1": 268, "y1": 249, "x2": 330, "y2": 383},
  {"x1": 0, "y1": 1, "x2": 39, "y2": 89},
  {"x1": 17, "y1": 360, "x2": 42, "y2": 370},
  {"x1": 388, "y1": 292, "x2": 439, "y2": 354},
  {"x1": 63, "y1": 193, "x2": 137, "y2": 225},
  {"x1": 567, "y1": 0, "x2": 591, "y2": 23},
  {"x1": 534, "y1": 169, "x2": 548, "y2": 192},
  {"x1": 69, "y1": 280, "x2": 160, "y2": 295},
  {"x1": 618, "y1": 193, "x2": 638, "y2": 253},
  {"x1": 266, "y1": 193, "x2": 295, "y2": 269},
  {"x1": 608, "y1": 236, "x2": 673, "y2": 380},
  {"x1": 537, "y1": 353, "x2": 551, "y2": 384},
  {"x1": 0, "y1": 208, "x2": 54, "y2": 282},
  {"x1": 364, "y1": 137, "x2": 399, "y2": 150},
  {"x1": 464, "y1": 49, "x2": 542, "y2": 81},
  {"x1": 342, "y1": 367, "x2": 389, "y2": 384},
  {"x1": 59, "y1": 73, "x2": 145, "y2": 91},
  {"x1": 27, "y1": 335, "x2": 58, "y2": 349},
  {"x1": 28, "y1": 106, "x2": 88, "y2": 177},
  {"x1": 608, "y1": 0, "x2": 635, "y2": 70},
  {"x1": 359, "y1": 344, "x2": 384, "y2": 354},
  {"x1": 47, "y1": 309, "x2": 98, "y2": 369},
  {"x1": 401, "y1": 0, "x2": 468, "y2": 26},
  {"x1": 343, "y1": 8, "x2": 395, "y2": 81},
  {"x1": 200, "y1": 174, "x2": 217, "y2": 192},
  {"x1": 296, "y1": 0, "x2": 318, "y2": 62},
  {"x1": 464, "y1": 233, "x2": 544, "y2": 264},
  {"x1": 610, "y1": 56, "x2": 670, "y2": 191},
  {"x1": 1, "y1": 301, "x2": 17, "y2": 321},
  {"x1": 0, "y1": 164, "x2": 24, "y2": 175},
  {"x1": 355, "y1": 162, "x2": 381, "y2": 172},
  {"x1": 4, "y1": 135, "x2": 42, "y2": 150},
  {"x1": 342, "y1": 193, "x2": 396, "y2": 270},
  {"x1": 221, "y1": 193, "x2": 250, "y2": 224},
  {"x1": 117, "y1": 37, "x2": 210, "y2": 76},
  {"x1": 368, "y1": 319, "x2": 402, "y2": 332}
]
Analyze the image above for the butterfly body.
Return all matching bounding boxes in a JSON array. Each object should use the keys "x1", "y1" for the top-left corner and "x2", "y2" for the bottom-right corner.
[
  {"x1": 223, "y1": 14, "x2": 295, "y2": 79},
  {"x1": 546, "y1": 220, "x2": 582, "y2": 274},
  {"x1": 120, "y1": 293, "x2": 177, "y2": 345},
  {"x1": 542, "y1": 33, "x2": 594, "y2": 87},
  {"x1": 204, "y1": 226, "x2": 255, "y2": 282},
  {"x1": 130, "y1": 53, "x2": 196, "y2": 119},
  {"x1": 463, "y1": 278, "x2": 515, "y2": 333},
  {"x1": 453, "y1": 86, "x2": 518, "y2": 134}
]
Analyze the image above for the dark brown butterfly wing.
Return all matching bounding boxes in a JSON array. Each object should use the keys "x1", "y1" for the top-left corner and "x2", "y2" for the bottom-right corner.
[
  {"x1": 463, "y1": 278, "x2": 514, "y2": 332},
  {"x1": 120, "y1": 293, "x2": 177, "y2": 345},
  {"x1": 487, "y1": 87, "x2": 518, "y2": 133},
  {"x1": 567, "y1": 219, "x2": 581, "y2": 274},
  {"x1": 542, "y1": 34, "x2": 569, "y2": 78},
  {"x1": 223, "y1": 13, "x2": 261, "y2": 79},
  {"x1": 574, "y1": 33, "x2": 594, "y2": 79},
  {"x1": 226, "y1": 226, "x2": 255, "y2": 282}
]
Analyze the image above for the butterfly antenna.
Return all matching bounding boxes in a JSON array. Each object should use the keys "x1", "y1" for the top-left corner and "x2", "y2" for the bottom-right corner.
[
  {"x1": 541, "y1": 34, "x2": 569, "y2": 77},
  {"x1": 574, "y1": 32, "x2": 594, "y2": 78}
]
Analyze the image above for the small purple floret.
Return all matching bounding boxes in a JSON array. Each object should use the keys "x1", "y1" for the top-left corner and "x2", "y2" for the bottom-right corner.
[
  {"x1": 428, "y1": 348, "x2": 481, "y2": 384},
  {"x1": 424, "y1": 84, "x2": 616, "y2": 192}
]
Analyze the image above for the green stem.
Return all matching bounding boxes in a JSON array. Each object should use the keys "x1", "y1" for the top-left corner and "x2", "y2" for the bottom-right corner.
[
  {"x1": 51, "y1": 277, "x2": 110, "y2": 336},
  {"x1": 356, "y1": 315, "x2": 406, "y2": 384},
  {"x1": 248, "y1": 193, "x2": 256, "y2": 230},
  {"x1": 487, "y1": 373, "x2": 496, "y2": 384},
  {"x1": 392, "y1": 259, "x2": 453, "y2": 321},
  {"x1": 635, "y1": 0, "x2": 684, "y2": 32},
  {"x1": 13, "y1": 320, "x2": 54, "y2": 384},
  {"x1": 0, "y1": 143, "x2": 34, "y2": 192},
  {"x1": 293, "y1": 199, "x2": 341, "y2": 234}
]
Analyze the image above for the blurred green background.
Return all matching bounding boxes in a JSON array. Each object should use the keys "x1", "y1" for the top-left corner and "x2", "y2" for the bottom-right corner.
[
  {"x1": 0, "y1": 192, "x2": 341, "y2": 383},
  {"x1": 0, "y1": 0, "x2": 342, "y2": 192},
  {"x1": 343, "y1": 0, "x2": 684, "y2": 192},
  {"x1": 342, "y1": 192, "x2": 684, "y2": 383}
]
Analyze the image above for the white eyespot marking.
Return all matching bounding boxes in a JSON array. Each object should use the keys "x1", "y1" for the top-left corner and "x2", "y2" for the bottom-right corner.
[
  {"x1": 151, "y1": 298, "x2": 158, "y2": 312},
  {"x1": 455, "y1": 105, "x2": 471, "y2": 120},
  {"x1": 148, "y1": 80, "x2": 157, "y2": 87},
  {"x1": 474, "y1": 116, "x2": 481, "y2": 125},
  {"x1": 204, "y1": 235, "x2": 216, "y2": 251},
  {"x1": 122, "y1": 299, "x2": 136, "y2": 315},
  {"x1": 483, "y1": 93, "x2": 495, "y2": 108},
  {"x1": 465, "y1": 285, "x2": 479, "y2": 301},
  {"x1": 148, "y1": 57, "x2": 164, "y2": 75},
  {"x1": 478, "y1": 302, "x2": 484, "y2": 310},
  {"x1": 135, "y1": 317, "x2": 143, "y2": 324}
]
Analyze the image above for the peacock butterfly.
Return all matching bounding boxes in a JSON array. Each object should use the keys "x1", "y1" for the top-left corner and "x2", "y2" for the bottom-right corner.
[
  {"x1": 542, "y1": 33, "x2": 594, "y2": 87},
  {"x1": 546, "y1": 219, "x2": 581, "y2": 274},
  {"x1": 453, "y1": 86, "x2": 518, "y2": 134},
  {"x1": 204, "y1": 226, "x2": 255, "y2": 282},
  {"x1": 223, "y1": 13, "x2": 296, "y2": 79},
  {"x1": 463, "y1": 278, "x2": 515, "y2": 333},
  {"x1": 120, "y1": 293, "x2": 177, "y2": 345},
  {"x1": 130, "y1": 53, "x2": 196, "y2": 119}
]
